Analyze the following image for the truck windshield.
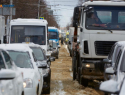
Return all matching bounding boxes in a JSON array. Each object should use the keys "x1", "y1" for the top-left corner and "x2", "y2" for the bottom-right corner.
[
  {"x1": 11, "y1": 26, "x2": 46, "y2": 45},
  {"x1": 8, "y1": 51, "x2": 33, "y2": 68},
  {"x1": 48, "y1": 32, "x2": 58, "y2": 39},
  {"x1": 86, "y1": 6, "x2": 125, "y2": 30}
]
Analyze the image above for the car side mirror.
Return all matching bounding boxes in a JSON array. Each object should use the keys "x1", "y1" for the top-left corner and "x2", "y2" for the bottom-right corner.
[
  {"x1": 58, "y1": 45, "x2": 60, "y2": 48},
  {"x1": 50, "y1": 57, "x2": 55, "y2": 62},
  {"x1": 99, "y1": 80, "x2": 119, "y2": 94},
  {"x1": 69, "y1": 41, "x2": 71, "y2": 44},
  {"x1": 105, "y1": 67, "x2": 115, "y2": 74},
  {"x1": 103, "y1": 59, "x2": 112, "y2": 64},
  {"x1": 0, "y1": 69, "x2": 16, "y2": 80},
  {"x1": 38, "y1": 64, "x2": 47, "y2": 68}
]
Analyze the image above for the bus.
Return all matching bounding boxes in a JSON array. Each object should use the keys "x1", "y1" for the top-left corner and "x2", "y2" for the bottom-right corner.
[
  {"x1": 48, "y1": 27, "x2": 59, "y2": 45},
  {"x1": 9, "y1": 18, "x2": 48, "y2": 54}
]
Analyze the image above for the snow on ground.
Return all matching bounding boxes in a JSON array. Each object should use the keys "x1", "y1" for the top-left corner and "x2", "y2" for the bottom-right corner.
[{"x1": 51, "y1": 80, "x2": 66, "y2": 95}]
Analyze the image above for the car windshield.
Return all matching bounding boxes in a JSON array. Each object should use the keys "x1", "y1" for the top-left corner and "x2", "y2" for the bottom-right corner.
[
  {"x1": 86, "y1": 6, "x2": 125, "y2": 30},
  {"x1": 11, "y1": 26, "x2": 46, "y2": 45},
  {"x1": 30, "y1": 47, "x2": 45, "y2": 61},
  {"x1": 0, "y1": 54, "x2": 5, "y2": 69},
  {"x1": 120, "y1": 51, "x2": 125, "y2": 72},
  {"x1": 8, "y1": 51, "x2": 33, "y2": 68},
  {"x1": 48, "y1": 32, "x2": 58, "y2": 39}
]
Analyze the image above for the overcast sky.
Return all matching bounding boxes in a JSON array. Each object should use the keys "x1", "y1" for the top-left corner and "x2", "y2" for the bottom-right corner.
[{"x1": 45, "y1": 0, "x2": 79, "y2": 27}]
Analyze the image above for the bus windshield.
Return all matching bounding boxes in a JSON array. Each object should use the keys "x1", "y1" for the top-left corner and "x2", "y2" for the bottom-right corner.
[
  {"x1": 48, "y1": 32, "x2": 58, "y2": 39},
  {"x1": 86, "y1": 6, "x2": 125, "y2": 30},
  {"x1": 11, "y1": 26, "x2": 46, "y2": 45}
]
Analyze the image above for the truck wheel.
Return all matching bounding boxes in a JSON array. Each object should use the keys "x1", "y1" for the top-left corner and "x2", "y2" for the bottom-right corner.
[
  {"x1": 73, "y1": 57, "x2": 76, "y2": 80},
  {"x1": 80, "y1": 76, "x2": 88, "y2": 87}
]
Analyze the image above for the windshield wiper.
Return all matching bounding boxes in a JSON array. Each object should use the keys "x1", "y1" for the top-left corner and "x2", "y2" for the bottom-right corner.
[
  {"x1": 88, "y1": 25, "x2": 113, "y2": 33},
  {"x1": 108, "y1": 30, "x2": 113, "y2": 33}
]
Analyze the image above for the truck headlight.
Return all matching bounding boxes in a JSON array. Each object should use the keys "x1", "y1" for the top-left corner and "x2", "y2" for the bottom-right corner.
[
  {"x1": 83, "y1": 63, "x2": 95, "y2": 68},
  {"x1": 42, "y1": 68, "x2": 50, "y2": 75},
  {"x1": 23, "y1": 78, "x2": 33, "y2": 88}
]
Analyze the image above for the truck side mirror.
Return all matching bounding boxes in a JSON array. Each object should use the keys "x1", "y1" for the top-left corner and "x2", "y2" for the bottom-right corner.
[{"x1": 73, "y1": 7, "x2": 80, "y2": 27}]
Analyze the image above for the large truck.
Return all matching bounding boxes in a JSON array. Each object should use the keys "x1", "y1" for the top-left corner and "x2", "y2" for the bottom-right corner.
[
  {"x1": 9, "y1": 18, "x2": 49, "y2": 55},
  {"x1": 72, "y1": 1, "x2": 125, "y2": 87},
  {"x1": 0, "y1": 16, "x2": 5, "y2": 44}
]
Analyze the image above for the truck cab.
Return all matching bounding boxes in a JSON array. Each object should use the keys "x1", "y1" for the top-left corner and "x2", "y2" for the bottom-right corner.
[{"x1": 72, "y1": 1, "x2": 125, "y2": 86}]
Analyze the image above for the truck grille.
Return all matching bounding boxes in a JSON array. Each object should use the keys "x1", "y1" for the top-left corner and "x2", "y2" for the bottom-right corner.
[{"x1": 95, "y1": 41, "x2": 116, "y2": 56}]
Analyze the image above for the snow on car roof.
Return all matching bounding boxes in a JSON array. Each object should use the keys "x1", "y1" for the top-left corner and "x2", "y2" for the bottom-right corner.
[
  {"x1": 0, "y1": 44, "x2": 32, "y2": 52},
  {"x1": 28, "y1": 43, "x2": 43, "y2": 48}
]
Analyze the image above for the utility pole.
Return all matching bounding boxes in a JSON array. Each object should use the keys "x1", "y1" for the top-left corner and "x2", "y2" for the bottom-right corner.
[
  {"x1": 38, "y1": 0, "x2": 40, "y2": 19},
  {"x1": 10, "y1": 0, "x2": 13, "y2": 21}
]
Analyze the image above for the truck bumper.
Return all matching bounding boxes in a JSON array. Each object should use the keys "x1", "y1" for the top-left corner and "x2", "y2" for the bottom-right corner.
[{"x1": 81, "y1": 59, "x2": 104, "y2": 80}]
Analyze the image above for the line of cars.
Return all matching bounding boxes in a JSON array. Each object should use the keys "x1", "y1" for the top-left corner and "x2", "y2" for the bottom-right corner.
[{"x1": 0, "y1": 43, "x2": 55, "y2": 95}]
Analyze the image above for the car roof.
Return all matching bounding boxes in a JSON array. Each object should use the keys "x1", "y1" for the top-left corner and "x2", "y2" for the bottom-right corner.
[{"x1": 0, "y1": 44, "x2": 32, "y2": 52}]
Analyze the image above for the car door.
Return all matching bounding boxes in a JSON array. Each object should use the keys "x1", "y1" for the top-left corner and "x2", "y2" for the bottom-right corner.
[
  {"x1": 0, "y1": 52, "x2": 15, "y2": 95},
  {"x1": 2, "y1": 51, "x2": 22, "y2": 95}
]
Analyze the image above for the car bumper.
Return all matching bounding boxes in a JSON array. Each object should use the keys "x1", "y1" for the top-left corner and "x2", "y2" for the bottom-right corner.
[{"x1": 24, "y1": 88, "x2": 36, "y2": 95}]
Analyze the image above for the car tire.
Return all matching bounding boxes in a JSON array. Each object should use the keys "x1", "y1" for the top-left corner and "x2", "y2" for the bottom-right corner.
[
  {"x1": 80, "y1": 76, "x2": 88, "y2": 87},
  {"x1": 78, "y1": 67, "x2": 81, "y2": 83},
  {"x1": 73, "y1": 57, "x2": 76, "y2": 80},
  {"x1": 22, "y1": 91, "x2": 24, "y2": 95},
  {"x1": 56, "y1": 55, "x2": 59, "y2": 59},
  {"x1": 37, "y1": 85, "x2": 39, "y2": 95},
  {"x1": 42, "y1": 70, "x2": 51, "y2": 94}
]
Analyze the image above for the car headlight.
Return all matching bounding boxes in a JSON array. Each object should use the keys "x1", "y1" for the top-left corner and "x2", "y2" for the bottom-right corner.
[
  {"x1": 42, "y1": 68, "x2": 50, "y2": 75},
  {"x1": 53, "y1": 50, "x2": 57, "y2": 53},
  {"x1": 23, "y1": 78, "x2": 33, "y2": 88}
]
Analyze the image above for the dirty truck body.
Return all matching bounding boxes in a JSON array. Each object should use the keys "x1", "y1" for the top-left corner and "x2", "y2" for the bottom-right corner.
[{"x1": 72, "y1": 1, "x2": 125, "y2": 86}]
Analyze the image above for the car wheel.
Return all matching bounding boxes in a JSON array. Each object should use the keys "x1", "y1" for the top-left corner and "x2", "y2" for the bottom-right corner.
[
  {"x1": 56, "y1": 55, "x2": 59, "y2": 59},
  {"x1": 80, "y1": 76, "x2": 88, "y2": 87},
  {"x1": 37, "y1": 85, "x2": 39, "y2": 95},
  {"x1": 78, "y1": 67, "x2": 81, "y2": 83},
  {"x1": 22, "y1": 91, "x2": 24, "y2": 95},
  {"x1": 73, "y1": 57, "x2": 76, "y2": 80},
  {"x1": 42, "y1": 71, "x2": 51, "y2": 94}
]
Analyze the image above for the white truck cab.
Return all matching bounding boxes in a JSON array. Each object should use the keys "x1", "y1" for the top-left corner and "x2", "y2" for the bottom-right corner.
[
  {"x1": 9, "y1": 18, "x2": 48, "y2": 55},
  {"x1": 72, "y1": 1, "x2": 125, "y2": 86}
]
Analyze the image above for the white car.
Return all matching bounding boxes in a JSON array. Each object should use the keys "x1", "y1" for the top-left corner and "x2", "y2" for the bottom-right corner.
[
  {"x1": 100, "y1": 44, "x2": 125, "y2": 95},
  {"x1": 0, "y1": 44, "x2": 43, "y2": 95},
  {"x1": 0, "y1": 49, "x2": 24, "y2": 95},
  {"x1": 28, "y1": 43, "x2": 55, "y2": 94},
  {"x1": 103, "y1": 41, "x2": 125, "y2": 80}
]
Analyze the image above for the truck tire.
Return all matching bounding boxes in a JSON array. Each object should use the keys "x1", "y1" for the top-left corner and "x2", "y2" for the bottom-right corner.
[
  {"x1": 80, "y1": 76, "x2": 88, "y2": 87},
  {"x1": 73, "y1": 57, "x2": 76, "y2": 80}
]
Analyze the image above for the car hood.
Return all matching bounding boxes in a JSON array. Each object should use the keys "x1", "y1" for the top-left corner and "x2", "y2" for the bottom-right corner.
[{"x1": 18, "y1": 68, "x2": 35, "y2": 79}]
